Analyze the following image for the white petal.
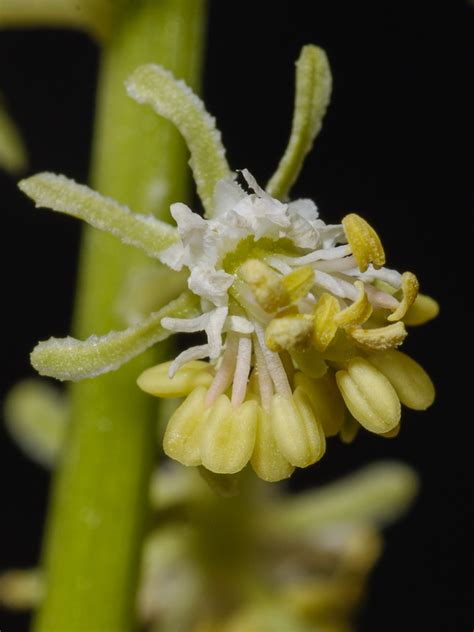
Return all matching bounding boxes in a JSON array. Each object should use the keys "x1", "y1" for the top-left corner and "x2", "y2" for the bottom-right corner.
[
  {"x1": 224, "y1": 315, "x2": 254, "y2": 334},
  {"x1": 213, "y1": 174, "x2": 246, "y2": 216},
  {"x1": 188, "y1": 265, "x2": 234, "y2": 306},
  {"x1": 288, "y1": 198, "x2": 319, "y2": 219},
  {"x1": 170, "y1": 202, "x2": 219, "y2": 268}
]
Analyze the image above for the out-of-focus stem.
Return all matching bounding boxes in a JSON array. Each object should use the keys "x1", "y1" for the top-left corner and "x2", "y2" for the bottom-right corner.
[
  {"x1": 33, "y1": 1, "x2": 207, "y2": 630},
  {"x1": 0, "y1": 0, "x2": 116, "y2": 40}
]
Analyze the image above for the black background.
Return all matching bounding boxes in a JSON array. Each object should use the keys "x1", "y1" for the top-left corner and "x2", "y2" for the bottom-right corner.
[{"x1": 0, "y1": 1, "x2": 472, "y2": 630}]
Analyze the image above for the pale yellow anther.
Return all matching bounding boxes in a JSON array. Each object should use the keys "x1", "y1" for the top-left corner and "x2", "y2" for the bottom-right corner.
[
  {"x1": 200, "y1": 396, "x2": 257, "y2": 474},
  {"x1": 342, "y1": 213, "x2": 386, "y2": 272},
  {"x1": 312, "y1": 292, "x2": 340, "y2": 351},
  {"x1": 265, "y1": 315, "x2": 313, "y2": 353},
  {"x1": 403, "y1": 292, "x2": 439, "y2": 326},
  {"x1": 335, "y1": 357, "x2": 401, "y2": 434},
  {"x1": 334, "y1": 281, "x2": 373, "y2": 328},
  {"x1": 282, "y1": 265, "x2": 315, "y2": 302},
  {"x1": 339, "y1": 415, "x2": 360, "y2": 444},
  {"x1": 348, "y1": 321, "x2": 407, "y2": 351},
  {"x1": 163, "y1": 386, "x2": 207, "y2": 466},
  {"x1": 387, "y1": 271, "x2": 419, "y2": 321},
  {"x1": 295, "y1": 371, "x2": 345, "y2": 437},
  {"x1": 137, "y1": 360, "x2": 214, "y2": 397},
  {"x1": 251, "y1": 407, "x2": 295, "y2": 482},
  {"x1": 239, "y1": 259, "x2": 289, "y2": 312},
  {"x1": 271, "y1": 389, "x2": 325, "y2": 468},
  {"x1": 368, "y1": 349, "x2": 435, "y2": 410}
]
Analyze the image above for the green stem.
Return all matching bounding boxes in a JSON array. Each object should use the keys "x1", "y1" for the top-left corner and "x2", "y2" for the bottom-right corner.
[{"x1": 33, "y1": 1, "x2": 207, "y2": 630}]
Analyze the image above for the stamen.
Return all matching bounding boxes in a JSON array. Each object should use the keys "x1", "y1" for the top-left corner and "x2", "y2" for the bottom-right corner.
[
  {"x1": 253, "y1": 336, "x2": 274, "y2": 411},
  {"x1": 387, "y1": 272, "x2": 419, "y2": 322},
  {"x1": 254, "y1": 323, "x2": 292, "y2": 398},
  {"x1": 279, "y1": 245, "x2": 351, "y2": 266},
  {"x1": 168, "y1": 344, "x2": 210, "y2": 378},
  {"x1": 313, "y1": 255, "x2": 357, "y2": 273},
  {"x1": 334, "y1": 281, "x2": 372, "y2": 328},
  {"x1": 342, "y1": 213, "x2": 386, "y2": 272},
  {"x1": 205, "y1": 334, "x2": 239, "y2": 406},
  {"x1": 349, "y1": 322, "x2": 407, "y2": 351},
  {"x1": 364, "y1": 284, "x2": 400, "y2": 310},
  {"x1": 231, "y1": 335, "x2": 252, "y2": 408},
  {"x1": 345, "y1": 264, "x2": 402, "y2": 288},
  {"x1": 314, "y1": 270, "x2": 359, "y2": 300}
]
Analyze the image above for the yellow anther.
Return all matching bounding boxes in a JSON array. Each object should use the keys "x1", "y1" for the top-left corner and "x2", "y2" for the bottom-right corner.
[
  {"x1": 270, "y1": 389, "x2": 325, "y2": 468},
  {"x1": 137, "y1": 360, "x2": 214, "y2": 397},
  {"x1": 282, "y1": 265, "x2": 315, "y2": 302},
  {"x1": 339, "y1": 415, "x2": 360, "y2": 444},
  {"x1": 200, "y1": 396, "x2": 257, "y2": 474},
  {"x1": 368, "y1": 349, "x2": 435, "y2": 410},
  {"x1": 335, "y1": 357, "x2": 401, "y2": 434},
  {"x1": 295, "y1": 371, "x2": 345, "y2": 436},
  {"x1": 251, "y1": 406, "x2": 295, "y2": 482},
  {"x1": 348, "y1": 321, "x2": 407, "y2": 351},
  {"x1": 403, "y1": 292, "x2": 439, "y2": 326},
  {"x1": 334, "y1": 281, "x2": 373, "y2": 328},
  {"x1": 265, "y1": 314, "x2": 313, "y2": 352},
  {"x1": 312, "y1": 292, "x2": 340, "y2": 351},
  {"x1": 342, "y1": 213, "x2": 386, "y2": 272},
  {"x1": 239, "y1": 258, "x2": 289, "y2": 312},
  {"x1": 387, "y1": 271, "x2": 419, "y2": 321},
  {"x1": 163, "y1": 386, "x2": 207, "y2": 466}
]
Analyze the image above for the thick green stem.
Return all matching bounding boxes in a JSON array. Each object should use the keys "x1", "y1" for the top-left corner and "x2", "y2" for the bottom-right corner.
[{"x1": 33, "y1": 1, "x2": 207, "y2": 630}]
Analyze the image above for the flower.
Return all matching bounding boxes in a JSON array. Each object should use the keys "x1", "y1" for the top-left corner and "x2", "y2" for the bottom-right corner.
[{"x1": 20, "y1": 45, "x2": 438, "y2": 482}]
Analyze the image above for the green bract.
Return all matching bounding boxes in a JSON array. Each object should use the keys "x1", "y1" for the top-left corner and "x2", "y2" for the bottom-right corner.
[
  {"x1": 266, "y1": 45, "x2": 332, "y2": 200},
  {"x1": 30, "y1": 292, "x2": 199, "y2": 381},
  {"x1": 126, "y1": 64, "x2": 231, "y2": 215}
]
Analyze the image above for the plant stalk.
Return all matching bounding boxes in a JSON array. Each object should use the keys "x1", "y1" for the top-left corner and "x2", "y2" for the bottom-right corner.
[{"x1": 33, "y1": 1, "x2": 207, "y2": 630}]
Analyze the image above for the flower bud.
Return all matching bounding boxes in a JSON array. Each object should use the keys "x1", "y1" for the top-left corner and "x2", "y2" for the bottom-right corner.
[
  {"x1": 295, "y1": 371, "x2": 345, "y2": 437},
  {"x1": 367, "y1": 349, "x2": 435, "y2": 410},
  {"x1": 137, "y1": 360, "x2": 213, "y2": 397},
  {"x1": 271, "y1": 389, "x2": 325, "y2": 467},
  {"x1": 163, "y1": 386, "x2": 207, "y2": 465},
  {"x1": 335, "y1": 358, "x2": 400, "y2": 434},
  {"x1": 200, "y1": 396, "x2": 257, "y2": 474},
  {"x1": 251, "y1": 407, "x2": 294, "y2": 482},
  {"x1": 403, "y1": 293, "x2": 439, "y2": 326}
]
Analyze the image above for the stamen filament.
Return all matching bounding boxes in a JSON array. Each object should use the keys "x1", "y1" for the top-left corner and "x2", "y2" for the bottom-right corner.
[
  {"x1": 205, "y1": 334, "x2": 239, "y2": 406},
  {"x1": 253, "y1": 335, "x2": 274, "y2": 411},
  {"x1": 254, "y1": 323, "x2": 292, "y2": 398},
  {"x1": 231, "y1": 335, "x2": 252, "y2": 408}
]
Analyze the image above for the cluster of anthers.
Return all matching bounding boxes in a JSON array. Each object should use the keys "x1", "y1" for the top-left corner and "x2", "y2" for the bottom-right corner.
[{"x1": 21, "y1": 45, "x2": 438, "y2": 482}]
